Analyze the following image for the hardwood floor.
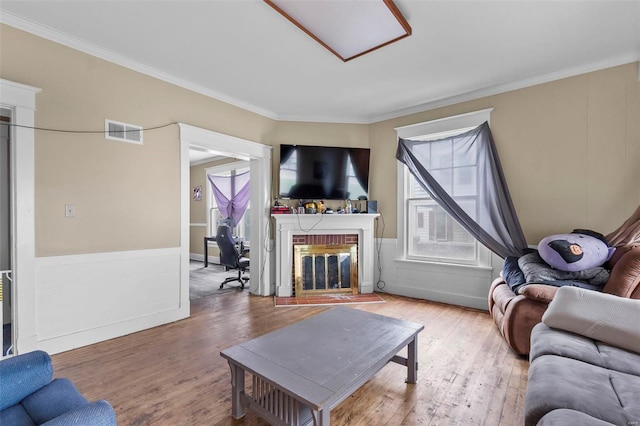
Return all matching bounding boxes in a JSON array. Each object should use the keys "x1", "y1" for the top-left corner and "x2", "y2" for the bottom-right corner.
[{"x1": 51, "y1": 292, "x2": 528, "y2": 425}]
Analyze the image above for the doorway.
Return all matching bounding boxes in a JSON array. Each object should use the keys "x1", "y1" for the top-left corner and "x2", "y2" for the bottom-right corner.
[
  {"x1": 189, "y1": 157, "x2": 251, "y2": 298},
  {"x1": 1, "y1": 111, "x2": 12, "y2": 355},
  {"x1": 179, "y1": 124, "x2": 273, "y2": 299}
]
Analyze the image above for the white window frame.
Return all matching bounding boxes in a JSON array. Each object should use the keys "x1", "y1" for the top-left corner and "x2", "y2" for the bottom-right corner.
[
  {"x1": 205, "y1": 160, "x2": 250, "y2": 241},
  {"x1": 395, "y1": 108, "x2": 494, "y2": 267}
]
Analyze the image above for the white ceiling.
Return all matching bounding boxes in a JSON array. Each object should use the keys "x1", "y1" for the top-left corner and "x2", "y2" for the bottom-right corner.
[{"x1": 1, "y1": 0, "x2": 639, "y2": 126}]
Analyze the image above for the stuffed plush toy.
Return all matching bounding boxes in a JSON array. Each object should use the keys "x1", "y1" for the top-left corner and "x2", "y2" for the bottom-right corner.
[{"x1": 538, "y1": 229, "x2": 615, "y2": 272}]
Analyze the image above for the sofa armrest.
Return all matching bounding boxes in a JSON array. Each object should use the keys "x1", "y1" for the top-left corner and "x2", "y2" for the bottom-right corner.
[
  {"x1": 42, "y1": 400, "x2": 116, "y2": 426},
  {"x1": 519, "y1": 284, "x2": 558, "y2": 304},
  {"x1": 542, "y1": 286, "x2": 640, "y2": 354},
  {"x1": 0, "y1": 350, "x2": 53, "y2": 411}
]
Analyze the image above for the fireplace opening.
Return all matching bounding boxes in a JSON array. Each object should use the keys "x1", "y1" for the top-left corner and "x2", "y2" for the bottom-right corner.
[{"x1": 294, "y1": 244, "x2": 358, "y2": 296}]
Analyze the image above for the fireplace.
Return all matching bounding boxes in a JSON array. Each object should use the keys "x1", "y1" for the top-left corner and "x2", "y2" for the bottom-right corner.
[
  {"x1": 272, "y1": 214, "x2": 379, "y2": 297},
  {"x1": 294, "y1": 243, "x2": 358, "y2": 296}
]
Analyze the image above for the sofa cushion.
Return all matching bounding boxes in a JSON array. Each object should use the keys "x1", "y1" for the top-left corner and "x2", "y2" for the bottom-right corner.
[
  {"x1": 525, "y1": 355, "x2": 640, "y2": 426},
  {"x1": 538, "y1": 409, "x2": 615, "y2": 425},
  {"x1": 41, "y1": 400, "x2": 117, "y2": 426},
  {"x1": 0, "y1": 403, "x2": 36, "y2": 426},
  {"x1": 542, "y1": 286, "x2": 640, "y2": 354},
  {"x1": 21, "y1": 378, "x2": 88, "y2": 425},
  {"x1": 529, "y1": 323, "x2": 640, "y2": 377}
]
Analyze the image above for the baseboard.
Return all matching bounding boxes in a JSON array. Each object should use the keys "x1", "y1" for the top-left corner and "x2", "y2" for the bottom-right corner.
[{"x1": 38, "y1": 306, "x2": 189, "y2": 355}]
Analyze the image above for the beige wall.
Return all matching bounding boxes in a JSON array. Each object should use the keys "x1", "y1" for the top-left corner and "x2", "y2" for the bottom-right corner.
[
  {"x1": 2, "y1": 24, "x2": 638, "y2": 255},
  {"x1": 1, "y1": 25, "x2": 276, "y2": 256},
  {"x1": 370, "y1": 63, "x2": 640, "y2": 244}
]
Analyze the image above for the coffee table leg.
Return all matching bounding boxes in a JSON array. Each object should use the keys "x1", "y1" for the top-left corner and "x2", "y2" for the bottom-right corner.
[
  {"x1": 228, "y1": 361, "x2": 246, "y2": 418},
  {"x1": 315, "y1": 408, "x2": 330, "y2": 425},
  {"x1": 406, "y1": 335, "x2": 418, "y2": 384}
]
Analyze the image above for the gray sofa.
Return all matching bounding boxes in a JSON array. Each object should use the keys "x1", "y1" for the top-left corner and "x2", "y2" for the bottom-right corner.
[{"x1": 524, "y1": 286, "x2": 640, "y2": 425}]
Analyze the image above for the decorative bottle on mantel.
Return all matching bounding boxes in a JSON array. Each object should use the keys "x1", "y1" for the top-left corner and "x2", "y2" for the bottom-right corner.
[{"x1": 346, "y1": 199, "x2": 352, "y2": 214}]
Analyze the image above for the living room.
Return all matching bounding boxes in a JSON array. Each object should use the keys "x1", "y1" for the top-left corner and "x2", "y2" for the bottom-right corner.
[{"x1": 1, "y1": 1, "x2": 639, "y2": 424}]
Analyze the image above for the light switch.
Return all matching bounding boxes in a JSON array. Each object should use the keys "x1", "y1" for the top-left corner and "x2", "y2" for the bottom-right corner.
[{"x1": 65, "y1": 204, "x2": 75, "y2": 218}]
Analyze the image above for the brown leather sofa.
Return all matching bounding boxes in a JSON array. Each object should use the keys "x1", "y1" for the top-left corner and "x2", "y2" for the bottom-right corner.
[{"x1": 488, "y1": 243, "x2": 640, "y2": 356}]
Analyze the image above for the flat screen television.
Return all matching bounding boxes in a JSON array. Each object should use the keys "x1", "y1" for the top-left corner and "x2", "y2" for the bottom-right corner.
[{"x1": 279, "y1": 144, "x2": 370, "y2": 200}]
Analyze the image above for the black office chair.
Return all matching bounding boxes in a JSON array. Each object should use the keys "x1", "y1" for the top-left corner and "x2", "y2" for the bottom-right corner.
[{"x1": 215, "y1": 225, "x2": 250, "y2": 289}]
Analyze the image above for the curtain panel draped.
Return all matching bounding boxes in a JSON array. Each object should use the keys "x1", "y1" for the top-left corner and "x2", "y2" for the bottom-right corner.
[
  {"x1": 207, "y1": 171, "x2": 250, "y2": 228},
  {"x1": 396, "y1": 121, "x2": 527, "y2": 259}
]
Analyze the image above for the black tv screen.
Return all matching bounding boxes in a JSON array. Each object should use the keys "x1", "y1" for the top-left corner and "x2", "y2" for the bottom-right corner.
[{"x1": 279, "y1": 145, "x2": 370, "y2": 200}]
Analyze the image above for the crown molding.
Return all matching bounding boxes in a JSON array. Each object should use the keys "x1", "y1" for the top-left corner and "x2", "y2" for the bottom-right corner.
[{"x1": 0, "y1": 11, "x2": 278, "y2": 121}]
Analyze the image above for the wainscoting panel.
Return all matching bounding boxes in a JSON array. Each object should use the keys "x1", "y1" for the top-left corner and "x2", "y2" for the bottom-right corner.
[
  {"x1": 35, "y1": 247, "x2": 188, "y2": 354},
  {"x1": 376, "y1": 239, "x2": 503, "y2": 310}
]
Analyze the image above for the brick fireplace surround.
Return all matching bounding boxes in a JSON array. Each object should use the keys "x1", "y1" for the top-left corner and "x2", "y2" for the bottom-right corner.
[{"x1": 272, "y1": 213, "x2": 379, "y2": 297}]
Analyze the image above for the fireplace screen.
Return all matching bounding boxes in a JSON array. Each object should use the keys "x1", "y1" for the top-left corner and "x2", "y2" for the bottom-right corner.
[{"x1": 294, "y1": 244, "x2": 358, "y2": 296}]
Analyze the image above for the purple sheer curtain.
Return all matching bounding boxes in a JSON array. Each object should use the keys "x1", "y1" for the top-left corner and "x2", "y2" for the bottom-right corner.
[
  {"x1": 207, "y1": 171, "x2": 250, "y2": 228},
  {"x1": 396, "y1": 122, "x2": 528, "y2": 259}
]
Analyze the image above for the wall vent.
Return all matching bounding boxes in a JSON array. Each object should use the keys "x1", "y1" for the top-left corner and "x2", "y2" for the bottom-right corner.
[{"x1": 105, "y1": 119, "x2": 143, "y2": 144}]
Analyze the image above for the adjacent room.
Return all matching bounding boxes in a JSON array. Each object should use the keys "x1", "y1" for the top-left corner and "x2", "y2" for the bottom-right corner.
[{"x1": 1, "y1": 1, "x2": 639, "y2": 425}]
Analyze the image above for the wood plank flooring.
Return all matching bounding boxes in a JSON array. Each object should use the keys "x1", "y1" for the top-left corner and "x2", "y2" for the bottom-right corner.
[{"x1": 51, "y1": 292, "x2": 528, "y2": 425}]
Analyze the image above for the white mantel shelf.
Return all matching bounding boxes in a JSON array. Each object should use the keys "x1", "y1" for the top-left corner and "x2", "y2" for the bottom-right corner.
[{"x1": 272, "y1": 213, "x2": 380, "y2": 297}]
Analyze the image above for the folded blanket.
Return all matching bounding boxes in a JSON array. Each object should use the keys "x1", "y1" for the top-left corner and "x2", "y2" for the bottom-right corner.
[{"x1": 518, "y1": 252, "x2": 609, "y2": 287}]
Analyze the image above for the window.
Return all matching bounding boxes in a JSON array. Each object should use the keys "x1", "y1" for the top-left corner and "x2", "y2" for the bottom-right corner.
[
  {"x1": 206, "y1": 161, "x2": 250, "y2": 244},
  {"x1": 396, "y1": 109, "x2": 493, "y2": 266},
  {"x1": 345, "y1": 155, "x2": 366, "y2": 200}
]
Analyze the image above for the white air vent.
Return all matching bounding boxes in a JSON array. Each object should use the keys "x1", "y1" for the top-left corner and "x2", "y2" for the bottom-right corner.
[{"x1": 105, "y1": 119, "x2": 143, "y2": 144}]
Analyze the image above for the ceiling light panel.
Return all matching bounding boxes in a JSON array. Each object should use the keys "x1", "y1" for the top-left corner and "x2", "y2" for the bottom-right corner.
[{"x1": 265, "y1": 0, "x2": 411, "y2": 61}]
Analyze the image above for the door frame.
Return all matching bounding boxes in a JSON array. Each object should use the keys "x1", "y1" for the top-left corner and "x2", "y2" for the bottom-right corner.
[
  {"x1": 179, "y1": 124, "x2": 273, "y2": 297},
  {"x1": 0, "y1": 79, "x2": 41, "y2": 355}
]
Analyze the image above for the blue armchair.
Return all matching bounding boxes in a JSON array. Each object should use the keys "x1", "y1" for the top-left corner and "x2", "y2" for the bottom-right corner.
[{"x1": 0, "y1": 350, "x2": 116, "y2": 425}]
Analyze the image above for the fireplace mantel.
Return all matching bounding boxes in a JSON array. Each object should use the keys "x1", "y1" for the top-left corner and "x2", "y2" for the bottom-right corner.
[{"x1": 272, "y1": 213, "x2": 379, "y2": 297}]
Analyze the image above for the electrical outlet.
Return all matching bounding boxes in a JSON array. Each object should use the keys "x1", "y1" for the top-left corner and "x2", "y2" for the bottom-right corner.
[{"x1": 65, "y1": 204, "x2": 75, "y2": 218}]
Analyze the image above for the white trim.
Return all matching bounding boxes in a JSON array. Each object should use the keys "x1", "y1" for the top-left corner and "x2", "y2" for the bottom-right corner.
[
  {"x1": 272, "y1": 214, "x2": 379, "y2": 297},
  {"x1": 35, "y1": 248, "x2": 187, "y2": 354},
  {"x1": 179, "y1": 124, "x2": 273, "y2": 296},
  {"x1": 395, "y1": 108, "x2": 494, "y2": 138},
  {"x1": 0, "y1": 79, "x2": 41, "y2": 355}
]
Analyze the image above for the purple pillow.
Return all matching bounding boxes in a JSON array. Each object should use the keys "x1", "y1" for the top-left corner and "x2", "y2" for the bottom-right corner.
[{"x1": 538, "y1": 230, "x2": 615, "y2": 272}]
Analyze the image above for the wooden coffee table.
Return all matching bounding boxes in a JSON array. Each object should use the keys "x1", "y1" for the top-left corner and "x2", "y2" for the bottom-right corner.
[{"x1": 220, "y1": 306, "x2": 424, "y2": 425}]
